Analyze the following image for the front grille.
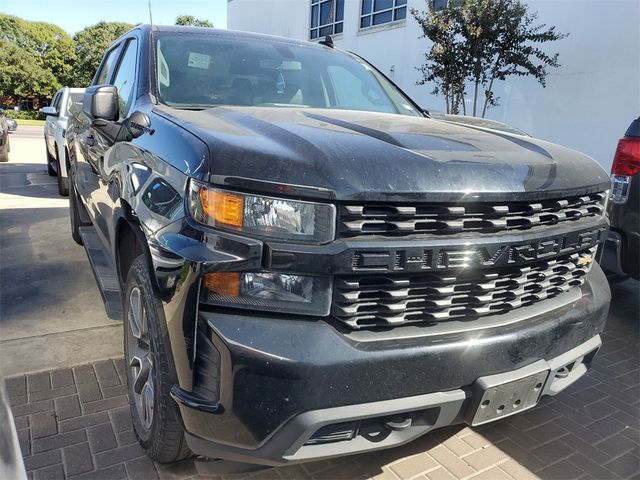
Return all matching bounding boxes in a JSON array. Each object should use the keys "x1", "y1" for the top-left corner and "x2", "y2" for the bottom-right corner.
[
  {"x1": 333, "y1": 251, "x2": 593, "y2": 329},
  {"x1": 339, "y1": 192, "x2": 607, "y2": 237}
]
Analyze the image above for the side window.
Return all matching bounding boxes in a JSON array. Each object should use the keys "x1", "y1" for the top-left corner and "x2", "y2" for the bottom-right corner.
[
  {"x1": 111, "y1": 39, "x2": 138, "y2": 119},
  {"x1": 51, "y1": 92, "x2": 62, "y2": 110},
  {"x1": 95, "y1": 46, "x2": 121, "y2": 85},
  {"x1": 326, "y1": 65, "x2": 395, "y2": 114}
]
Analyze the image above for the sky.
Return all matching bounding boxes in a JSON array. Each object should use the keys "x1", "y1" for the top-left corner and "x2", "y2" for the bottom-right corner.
[{"x1": 1, "y1": 0, "x2": 227, "y2": 34}]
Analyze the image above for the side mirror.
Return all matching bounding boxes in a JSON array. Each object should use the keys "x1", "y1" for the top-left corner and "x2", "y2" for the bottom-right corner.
[
  {"x1": 40, "y1": 106, "x2": 59, "y2": 117},
  {"x1": 83, "y1": 85, "x2": 118, "y2": 121}
]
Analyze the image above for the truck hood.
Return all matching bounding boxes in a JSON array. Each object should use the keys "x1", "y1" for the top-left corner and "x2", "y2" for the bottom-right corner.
[{"x1": 155, "y1": 106, "x2": 610, "y2": 202}]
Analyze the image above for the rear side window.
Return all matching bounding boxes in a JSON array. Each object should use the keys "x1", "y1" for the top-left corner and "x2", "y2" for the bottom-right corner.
[
  {"x1": 95, "y1": 46, "x2": 121, "y2": 85},
  {"x1": 111, "y1": 39, "x2": 138, "y2": 119}
]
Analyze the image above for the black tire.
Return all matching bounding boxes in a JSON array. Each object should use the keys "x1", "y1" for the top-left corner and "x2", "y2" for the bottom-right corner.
[
  {"x1": 68, "y1": 168, "x2": 90, "y2": 245},
  {"x1": 124, "y1": 255, "x2": 191, "y2": 463},
  {"x1": 57, "y1": 150, "x2": 69, "y2": 196},
  {"x1": 46, "y1": 146, "x2": 56, "y2": 176}
]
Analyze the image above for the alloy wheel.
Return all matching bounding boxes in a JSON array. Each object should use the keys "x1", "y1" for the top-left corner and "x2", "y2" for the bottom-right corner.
[{"x1": 127, "y1": 286, "x2": 156, "y2": 431}]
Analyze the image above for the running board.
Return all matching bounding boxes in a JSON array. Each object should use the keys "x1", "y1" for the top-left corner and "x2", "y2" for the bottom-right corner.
[{"x1": 79, "y1": 226, "x2": 123, "y2": 320}]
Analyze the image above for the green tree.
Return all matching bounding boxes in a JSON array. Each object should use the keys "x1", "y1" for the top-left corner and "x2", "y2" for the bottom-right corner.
[
  {"x1": 0, "y1": 41, "x2": 58, "y2": 98},
  {"x1": 175, "y1": 15, "x2": 214, "y2": 27},
  {"x1": 72, "y1": 21, "x2": 134, "y2": 87},
  {"x1": 412, "y1": 0, "x2": 567, "y2": 116},
  {"x1": 0, "y1": 13, "x2": 75, "y2": 92}
]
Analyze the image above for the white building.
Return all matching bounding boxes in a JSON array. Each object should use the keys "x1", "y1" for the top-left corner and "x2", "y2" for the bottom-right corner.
[{"x1": 227, "y1": 0, "x2": 639, "y2": 170}]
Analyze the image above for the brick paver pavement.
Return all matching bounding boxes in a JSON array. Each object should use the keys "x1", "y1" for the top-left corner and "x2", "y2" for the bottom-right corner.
[{"x1": 6, "y1": 281, "x2": 639, "y2": 480}]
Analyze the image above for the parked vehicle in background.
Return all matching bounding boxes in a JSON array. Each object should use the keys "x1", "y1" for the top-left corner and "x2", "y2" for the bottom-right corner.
[
  {"x1": 40, "y1": 87, "x2": 85, "y2": 196},
  {"x1": 68, "y1": 26, "x2": 611, "y2": 471},
  {"x1": 428, "y1": 111, "x2": 530, "y2": 136},
  {"x1": 602, "y1": 117, "x2": 640, "y2": 280},
  {"x1": 0, "y1": 109, "x2": 10, "y2": 163},
  {"x1": 6, "y1": 117, "x2": 17, "y2": 133}
]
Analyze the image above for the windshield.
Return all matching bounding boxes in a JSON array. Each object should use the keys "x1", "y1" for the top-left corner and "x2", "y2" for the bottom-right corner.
[{"x1": 155, "y1": 33, "x2": 421, "y2": 116}]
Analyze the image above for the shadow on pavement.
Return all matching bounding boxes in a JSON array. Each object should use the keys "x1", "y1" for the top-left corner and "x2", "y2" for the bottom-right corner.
[{"x1": 0, "y1": 163, "x2": 60, "y2": 200}]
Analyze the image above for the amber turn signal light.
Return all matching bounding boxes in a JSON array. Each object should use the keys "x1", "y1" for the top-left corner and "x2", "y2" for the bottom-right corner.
[
  {"x1": 199, "y1": 188, "x2": 244, "y2": 227},
  {"x1": 203, "y1": 272, "x2": 241, "y2": 297}
]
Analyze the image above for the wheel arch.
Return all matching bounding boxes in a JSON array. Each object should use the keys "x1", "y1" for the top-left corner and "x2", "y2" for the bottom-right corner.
[
  {"x1": 114, "y1": 202, "x2": 154, "y2": 289},
  {"x1": 115, "y1": 200, "x2": 185, "y2": 406}
]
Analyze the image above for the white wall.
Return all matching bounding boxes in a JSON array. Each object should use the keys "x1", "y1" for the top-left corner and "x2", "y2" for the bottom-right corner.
[
  {"x1": 227, "y1": 0, "x2": 310, "y2": 39},
  {"x1": 228, "y1": 0, "x2": 640, "y2": 169},
  {"x1": 489, "y1": 0, "x2": 640, "y2": 170}
]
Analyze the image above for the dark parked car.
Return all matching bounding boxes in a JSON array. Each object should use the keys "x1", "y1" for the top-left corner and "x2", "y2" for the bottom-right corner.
[
  {"x1": 6, "y1": 117, "x2": 17, "y2": 133},
  {"x1": 602, "y1": 117, "x2": 640, "y2": 280},
  {"x1": 67, "y1": 26, "x2": 611, "y2": 470},
  {"x1": 0, "y1": 109, "x2": 10, "y2": 163}
]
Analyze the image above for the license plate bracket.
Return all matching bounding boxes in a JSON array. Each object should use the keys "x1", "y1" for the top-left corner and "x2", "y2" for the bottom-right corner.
[{"x1": 469, "y1": 365, "x2": 549, "y2": 426}]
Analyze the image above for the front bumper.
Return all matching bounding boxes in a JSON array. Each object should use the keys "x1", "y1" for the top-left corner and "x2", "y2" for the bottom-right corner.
[{"x1": 173, "y1": 265, "x2": 610, "y2": 466}]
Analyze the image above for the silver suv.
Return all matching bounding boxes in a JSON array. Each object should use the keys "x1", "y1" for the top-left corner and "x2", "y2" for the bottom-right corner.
[{"x1": 40, "y1": 87, "x2": 85, "y2": 196}]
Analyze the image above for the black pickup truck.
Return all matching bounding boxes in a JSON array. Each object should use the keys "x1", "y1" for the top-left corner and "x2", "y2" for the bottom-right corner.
[{"x1": 67, "y1": 25, "x2": 612, "y2": 469}]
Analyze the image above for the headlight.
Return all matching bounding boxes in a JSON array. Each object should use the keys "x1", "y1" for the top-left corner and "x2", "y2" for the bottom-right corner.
[
  {"x1": 202, "y1": 272, "x2": 331, "y2": 316},
  {"x1": 189, "y1": 180, "x2": 336, "y2": 243}
]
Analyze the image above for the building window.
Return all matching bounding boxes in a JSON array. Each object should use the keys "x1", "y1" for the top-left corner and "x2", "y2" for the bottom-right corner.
[
  {"x1": 360, "y1": 0, "x2": 407, "y2": 29},
  {"x1": 432, "y1": 0, "x2": 462, "y2": 11},
  {"x1": 310, "y1": 0, "x2": 344, "y2": 40}
]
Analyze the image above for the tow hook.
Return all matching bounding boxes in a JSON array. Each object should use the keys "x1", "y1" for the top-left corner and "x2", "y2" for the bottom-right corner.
[{"x1": 385, "y1": 416, "x2": 413, "y2": 431}]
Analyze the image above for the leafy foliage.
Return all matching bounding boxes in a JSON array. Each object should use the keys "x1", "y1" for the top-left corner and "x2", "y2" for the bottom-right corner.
[
  {"x1": 175, "y1": 15, "x2": 214, "y2": 27},
  {"x1": 412, "y1": 0, "x2": 567, "y2": 116},
  {"x1": 73, "y1": 21, "x2": 134, "y2": 87},
  {"x1": 3, "y1": 109, "x2": 45, "y2": 120},
  {"x1": 0, "y1": 13, "x2": 75, "y2": 96},
  {"x1": 0, "y1": 40, "x2": 59, "y2": 98}
]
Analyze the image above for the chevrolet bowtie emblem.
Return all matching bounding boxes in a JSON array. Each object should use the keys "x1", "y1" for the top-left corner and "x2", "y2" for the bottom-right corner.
[{"x1": 578, "y1": 254, "x2": 594, "y2": 266}]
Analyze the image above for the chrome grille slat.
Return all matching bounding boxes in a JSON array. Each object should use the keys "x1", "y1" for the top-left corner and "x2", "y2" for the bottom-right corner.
[
  {"x1": 339, "y1": 192, "x2": 606, "y2": 236},
  {"x1": 333, "y1": 252, "x2": 592, "y2": 329}
]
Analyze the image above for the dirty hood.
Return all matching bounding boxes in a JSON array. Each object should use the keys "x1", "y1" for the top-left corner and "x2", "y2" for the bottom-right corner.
[{"x1": 156, "y1": 106, "x2": 610, "y2": 202}]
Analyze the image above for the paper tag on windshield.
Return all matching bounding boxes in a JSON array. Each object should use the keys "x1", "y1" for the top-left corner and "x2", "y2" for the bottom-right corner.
[{"x1": 188, "y1": 52, "x2": 211, "y2": 70}]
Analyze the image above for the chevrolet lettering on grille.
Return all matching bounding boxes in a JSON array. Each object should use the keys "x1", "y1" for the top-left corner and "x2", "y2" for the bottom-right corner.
[{"x1": 351, "y1": 226, "x2": 607, "y2": 272}]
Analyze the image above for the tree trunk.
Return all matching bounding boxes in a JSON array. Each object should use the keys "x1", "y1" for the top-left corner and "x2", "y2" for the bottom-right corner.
[
  {"x1": 481, "y1": 75, "x2": 496, "y2": 118},
  {"x1": 472, "y1": 77, "x2": 479, "y2": 117},
  {"x1": 461, "y1": 87, "x2": 467, "y2": 115}
]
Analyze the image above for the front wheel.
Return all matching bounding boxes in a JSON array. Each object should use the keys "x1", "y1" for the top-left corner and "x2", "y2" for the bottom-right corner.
[{"x1": 124, "y1": 255, "x2": 191, "y2": 463}]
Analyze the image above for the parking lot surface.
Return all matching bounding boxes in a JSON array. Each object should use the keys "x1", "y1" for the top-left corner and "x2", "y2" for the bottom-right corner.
[
  {"x1": 2, "y1": 127, "x2": 639, "y2": 479},
  {"x1": 0, "y1": 127, "x2": 122, "y2": 376}
]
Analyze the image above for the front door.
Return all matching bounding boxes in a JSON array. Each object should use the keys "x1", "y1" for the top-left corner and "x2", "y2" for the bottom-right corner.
[{"x1": 87, "y1": 37, "x2": 139, "y2": 250}]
